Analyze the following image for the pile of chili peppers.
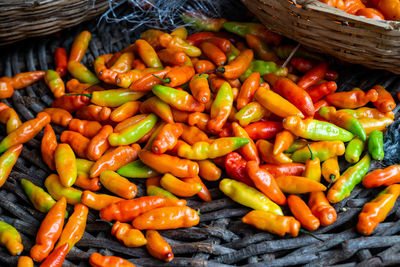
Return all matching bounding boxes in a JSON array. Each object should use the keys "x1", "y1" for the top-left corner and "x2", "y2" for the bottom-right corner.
[{"x1": 0, "y1": 11, "x2": 398, "y2": 266}]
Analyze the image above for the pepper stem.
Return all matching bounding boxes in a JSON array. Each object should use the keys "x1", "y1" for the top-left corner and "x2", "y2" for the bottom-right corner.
[
  {"x1": 328, "y1": 174, "x2": 335, "y2": 188},
  {"x1": 199, "y1": 68, "x2": 225, "y2": 76},
  {"x1": 95, "y1": 219, "x2": 114, "y2": 227},
  {"x1": 65, "y1": 93, "x2": 92, "y2": 98},
  {"x1": 307, "y1": 144, "x2": 315, "y2": 161},
  {"x1": 299, "y1": 229, "x2": 324, "y2": 242},
  {"x1": 152, "y1": 74, "x2": 170, "y2": 83}
]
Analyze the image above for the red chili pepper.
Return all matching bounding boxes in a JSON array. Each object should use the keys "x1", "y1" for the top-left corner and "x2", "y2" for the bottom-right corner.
[
  {"x1": 288, "y1": 195, "x2": 320, "y2": 231},
  {"x1": 55, "y1": 47, "x2": 68, "y2": 77},
  {"x1": 260, "y1": 163, "x2": 306, "y2": 177},
  {"x1": 363, "y1": 165, "x2": 400, "y2": 188},
  {"x1": 290, "y1": 57, "x2": 315, "y2": 73},
  {"x1": 237, "y1": 72, "x2": 260, "y2": 110},
  {"x1": 306, "y1": 81, "x2": 338, "y2": 103},
  {"x1": 89, "y1": 253, "x2": 135, "y2": 267},
  {"x1": 244, "y1": 121, "x2": 282, "y2": 140},
  {"x1": 225, "y1": 152, "x2": 254, "y2": 186},
  {"x1": 372, "y1": 85, "x2": 396, "y2": 112},
  {"x1": 87, "y1": 125, "x2": 113, "y2": 161},
  {"x1": 40, "y1": 243, "x2": 68, "y2": 267},
  {"x1": 41, "y1": 124, "x2": 57, "y2": 170},
  {"x1": 194, "y1": 60, "x2": 216, "y2": 74},
  {"x1": 297, "y1": 63, "x2": 328, "y2": 89}
]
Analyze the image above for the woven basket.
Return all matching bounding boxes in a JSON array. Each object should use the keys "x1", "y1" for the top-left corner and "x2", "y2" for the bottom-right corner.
[
  {"x1": 241, "y1": 0, "x2": 400, "y2": 74},
  {"x1": 0, "y1": 0, "x2": 108, "y2": 46}
]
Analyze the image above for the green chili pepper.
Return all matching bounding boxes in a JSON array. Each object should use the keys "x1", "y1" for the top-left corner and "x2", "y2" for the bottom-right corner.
[
  {"x1": 152, "y1": 85, "x2": 204, "y2": 112},
  {"x1": 327, "y1": 154, "x2": 371, "y2": 203},
  {"x1": 0, "y1": 220, "x2": 23, "y2": 256},
  {"x1": 44, "y1": 69, "x2": 65, "y2": 98},
  {"x1": 108, "y1": 113, "x2": 158, "y2": 146},
  {"x1": 117, "y1": 159, "x2": 160, "y2": 178},
  {"x1": 368, "y1": 130, "x2": 384, "y2": 160},
  {"x1": 219, "y1": 178, "x2": 283, "y2": 215},
  {"x1": 208, "y1": 82, "x2": 233, "y2": 133},
  {"x1": 291, "y1": 141, "x2": 345, "y2": 163},
  {"x1": 181, "y1": 12, "x2": 226, "y2": 32},
  {"x1": 147, "y1": 185, "x2": 178, "y2": 199},
  {"x1": 21, "y1": 179, "x2": 56, "y2": 213},
  {"x1": 0, "y1": 144, "x2": 22, "y2": 187},
  {"x1": 88, "y1": 89, "x2": 146, "y2": 107},
  {"x1": 345, "y1": 137, "x2": 365, "y2": 163},
  {"x1": 67, "y1": 61, "x2": 99, "y2": 84},
  {"x1": 227, "y1": 44, "x2": 241, "y2": 63},
  {"x1": 45, "y1": 174, "x2": 82, "y2": 205},
  {"x1": 234, "y1": 102, "x2": 268, "y2": 127},
  {"x1": 239, "y1": 60, "x2": 287, "y2": 82},
  {"x1": 284, "y1": 140, "x2": 308, "y2": 154}
]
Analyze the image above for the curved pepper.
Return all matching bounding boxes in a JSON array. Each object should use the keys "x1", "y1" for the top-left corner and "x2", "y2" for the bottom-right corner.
[
  {"x1": 345, "y1": 137, "x2": 365, "y2": 163},
  {"x1": 135, "y1": 39, "x2": 162, "y2": 68},
  {"x1": 100, "y1": 196, "x2": 166, "y2": 222},
  {"x1": 160, "y1": 173, "x2": 202, "y2": 197},
  {"x1": 87, "y1": 125, "x2": 113, "y2": 161},
  {"x1": 69, "y1": 30, "x2": 90, "y2": 63},
  {"x1": 43, "y1": 108, "x2": 72, "y2": 128},
  {"x1": 357, "y1": 184, "x2": 400, "y2": 235},
  {"x1": 67, "y1": 61, "x2": 99, "y2": 84},
  {"x1": 242, "y1": 210, "x2": 300, "y2": 237},
  {"x1": 140, "y1": 96, "x2": 173, "y2": 123},
  {"x1": 257, "y1": 139, "x2": 293, "y2": 164},
  {"x1": 60, "y1": 131, "x2": 89, "y2": 159},
  {"x1": 0, "y1": 112, "x2": 50, "y2": 153},
  {"x1": 110, "y1": 52, "x2": 134, "y2": 73},
  {"x1": 159, "y1": 65, "x2": 195, "y2": 87},
  {"x1": 219, "y1": 179, "x2": 282, "y2": 215},
  {"x1": 183, "y1": 175, "x2": 212, "y2": 202},
  {"x1": 152, "y1": 84, "x2": 204, "y2": 112},
  {"x1": 81, "y1": 89, "x2": 146, "y2": 107},
  {"x1": 288, "y1": 195, "x2": 320, "y2": 231},
  {"x1": 283, "y1": 116, "x2": 354, "y2": 142},
  {"x1": 297, "y1": 62, "x2": 328, "y2": 89},
  {"x1": 117, "y1": 160, "x2": 159, "y2": 178},
  {"x1": 321, "y1": 156, "x2": 340, "y2": 183},
  {"x1": 146, "y1": 230, "x2": 173, "y2": 262},
  {"x1": 76, "y1": 104, "x2": 112, "y2": 122},
  {"x1": 74, "y1": 173, "x2": 101, "y2": 192},
  {"x1": 325, "y1": 89, "x2": 378, "y2": 109},
  {"x1": 306, "y1": 81, "x2": 337, "y2": 103},
  {"x1": 275, "y1": 176, "x2": 326, "y2": 194},
  {"x1": 372, "y1": 85, "x2": 396, "y2": 112},
  {"x1": 132, "y1": 206, "x2": 199, "y2": 230},
  {"x1": 21, "y1": 179, "x2": 56, "y2": 214},
  {"x1": 30, "y1": 197, "x2": 66, "y2": 262},
  {"x1": 66, "y1": 79, "x2": 91, "y2": 93},
  {"x1": 368, "y1": 130, "x2": 384, "y2": 160},
  {"x1": 40, "y1": 243, "x2": 68, "y2": 267},
  {"x1": 152, "y1": 123, "x2": 183, "y2": 154},
  {"x1": 234, "y1": 102, "x2": 268, "y2": 127},
  {"x1": 52, "y1": 94, "x2": 90, "y2": 113},
  {"x1": 0, "y1": 144, "x2": 22, "y2": 187},
  {"x1": 89, "y1": 253, "x2": 135, "y2": 267},
  {"x1": 363, "y1": 165, "x2": 400, "y2": 188},
  {"x1": 44, "y1": 70, "x2": 65, "y2": 98},
  {"x1": 100, "y1": 171, "x2": 137, "y2": 199},
  {"x1": 55, "y1": 144, "x2": 77, "y2": 187},
  {"x1": 112, "y1": 221, "x2": 147, "y2": 248},
  {"x1": 309, "y1": 191, "x2": 337, "y2": 226},
  {"x1": 45, "y1": 174, "x2": 82, "y2": 205},
  {"x1": 80, "y1": 191, "x2": 123, "y2": 211},
  {"x1": 189, "y1": 73, "x2": 211, "y2": 104},
  {"x1": 114, "y1": 114, "x2": 148, "y2": 132},
  {"x1": 291, "y1": 140, "x2": 345, "y2": 163},
  {"x1": 68, "y1": 118, "x2": 102, "y2": 138},
  {"x1": 217, "y1": 49, "x2": 253, "y2": 80},
  {"x1": 0, "y1": 107, "x2": 21, "y2": 134},
  {"x1": 179, "y1": 123, "x2": 209, "y2": 145},
  {"x1": 207, "y1": 82, "x2": 233, "y2": 133},
  {"x1": 318, "y1": 106, "x2": 366, "y2": 141},
  {"x1": 327, "y1": 154, "x2": 371, "y2": 203},
  {"x1": 0, "y1": 220, "x2": 23, "y2": 256},
  {"x1": 273, "y1": 130, "x2": 295, "y2": 155},
  {"x1": 159, "y1": 33, "x2": 201, "y2": 57}
]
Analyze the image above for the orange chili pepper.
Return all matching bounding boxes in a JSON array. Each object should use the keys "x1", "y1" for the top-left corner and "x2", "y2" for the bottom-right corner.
[
  {"x1": 199, "y1": 41, "x2": 226, "y2": 65},
  {"x1": 17, "y1": 256, "x2": 33, "y2": 267},
  {"x1": 139, "y1": 96, "x2": 173, "y2": 123},
  {"x1": 188, "y1": 112, "x2": 210, "y2": 132},
  {"x1": 242, "y1": 210, "x2": 300, "y2": 237},
  {"x1": 246, "y1": 161, "x2": 287, "y2": 205},
  {"x1": 146, "y1": 177, "x2": 161, "y2": 187},
  {"x1": 30, "y1": 197, "x2": 66, "y2": 262},
  {"x1": 100, "y1": 196, "x2": 166, "y2": 222},
  {"x1": 257, "y1": 139, "x2": 293, "y2": 164},
  {"x1": 55, "y1": 143, "x2": 77, "y2": 187},
  {"x1": 260, "y1": 163, "x2": 306, "y2": 177},
  {"x1": 198, "y1": 159, "x2": 221, "y2": 181},
  {"x1": 152, "y1": 123, "x2": 183, "y2": 154},
  {"x1": 89, "y1": 253, "x2": 135, "y2": 267},
  {"x1": 189, "y1": 73, "x2": 211, "y2": 104},
  {"x1": 44, "y1": 70, "x2": 65, "y2": 98},
  {"x1": 207, "y1": 81, "x2": 233, "y2": 133},
  {"x1": 0, "y1": 107, "x2": 21, "y2": 134},
  {"x1": 66, "y1": 79, "x2": 91, "y2": 93},
  {"x1": 87, "y1": 125, "x2": 113, "y2": 161},
  {"x1": 12, "y1": 70, "x2": 46, "y2": 89},
  {"x1": 218, "y1": 49, "x2": 253, "y2": 80},
  {"x1": 110, "y1": 101, "x2": 140, "y2": 122},
  {"x1": 100, "y1": 171, "x2": 137, "y2": 199},
  {"x1": 115, "y1": 69, "x2": 145, "y2": 88},
  {"x1": 194, "y1": 60, "x2": 216, "y2": 73},
  {"x1": 321, "y1": 156, "x2": 340, "y2": 183},
  {"x1": 110, "y1": 52, "x2": 134, "y2": 73},
  {"x1": 357, "y1": 184, "x2": 400, "y2": 235},
  {"x1": 111, "y1": 221, "x2": 147, "y2": 247},
  {"x1": 139, "y1": 150, "x2": 199, "y2": 178},
  {"x1": 288, "y1": 195, "x2": 320, "y2": 231},
  {"x1": 132, "y1": 206, "x2": 200, "y2": 230},
  {"x1": 43, "y1": 108, "x2": 72, "y2": 128},
  {"x1": 68, "y1": 118, "x2": 102, "y2": 138},
  {"x1": 182, "y1": 175, "x2": 212, "y2": 202},
  {"x1": 135, "y1": 39, "x2": 163, "y2": 68},
  {"x1": 81, "y1": 191, "x2": 123, "y2": 211},
  {"x1": 159, "y1": 65, "x2": 195, "y2": 87},
  {"x1": 273, "y1": 130, "x2": 295, "y2": 156},
  {"x1": 362, "y1": 165, "x2": 400, "y2": 188},
  {"x1": 179, "y1": 123, "x2": 209, "y2": 145},
  {"x1": 75, "y1": 104, "x2": 111, "y2": 122},
  {"x1": 0, "y1": 77, "x2": 14, "y2": 98},
  {"x1": 0, "y1": 112, "x2": 50, "y2": 153},
  {"x1": 69, "y1": 31, "x2": 91, "y2": 63},
  {"x1": 90, "y1": 144, "x2": 141, "y2": 177},
  {"x1": 129, "y1": 67, "x2": 171, "y2": 91},
  {"x1": 303, "y1": 144, "x2": 321, "y2": 182},
  {"x1": 55, "y1": 203, "x2": 88, "y2": 252},
  {"x1": 160, "y1": 173, "x2": 202, "y2": 197},
  {"x1": 60, "y1": 131, "x2": 90, "y2": 158},
  {"x1": 55, "y1": 47, "x2": 68, "y2": 77},
  {"x1": 237, "y1": 72, "x2": 260, "y2": 110},
  {"x1": 325, "y1": 89, "x2": 379, "y2": 109},
  {"x1": 74, "y1": 173, "x2": 101, "y2": 191},
  {"x1": 158, "y1": 48, "x2": 187, "y2": 65},
  {"x1": 297, "y1": 63, "x2": 328, "y2": 89},
  {"x1": 41, "y1": 124, "x2": 57, "y2": 170},
  {"x1": 308, "y1": 191, "x2": 337, "y2": 226},
  {"x1": 275, "y1": 175, "x2": 327, "y2": 194},
  {"x1": 146, "y1": 230, "x2": 174, "y2": 262},
  {"x1": 232, "y1": 122, "x2": 259, "y2": 163},
  {"x1": 372, "y1": 85, "x2": 396, "y2": 112},
  {"x1": 52, "y1": 93, "x2": 90, "y2": 113}
]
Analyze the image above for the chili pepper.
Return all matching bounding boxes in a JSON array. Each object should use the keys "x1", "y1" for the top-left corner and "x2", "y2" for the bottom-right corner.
[
  {"x1": 358, "y1": 184, "x2": 400, "y2": 235},
  {"x1": 241, "y1": 60, "x2": 288, "y2": 82},
  {"x1": 345, "y1": 137, "x2": 365, "y2": 164},
  {"x1": 45, "y1": 174, "x2": 82, "y2": 205},
  {"x1": 159, "y1": 173, "x2": 201, "y2": 197},
  {"x1": 306, "y1": 81, "x2": 338, "y2": 103},
  {"x1": 325, "y1": 89, "x2": 378, "y2": 109},
  {"x1": 243, "y1": 121, "x2": 282, "y2": 142},
  {"x1": 283, "y1": 116, "x2": 354, "y2": 142},
  {"x1": 179, "y1": 123, "x2": 209, "y2": 145},
  {"x1": 368, "y1": 130, "x2": 384, "y2": 160},
  {"x1": 44, "y1": 70, "x2": 65, "y2": 98},
  {"x1": 100, "y1": 196, "x2": 166, "y2": 222},
  {"x1": 111, "y1": 221, "x2": 147, "y2": 248},
  {"x1": 30, "y1": 197, "x2": 66, "y2": 262},
  {"x1": 76, "y1": 105, "x2": 111, "y2": 122},
  {"x1": 177, "y1": 137, "x2": 249, "y2": 160},
  {"x1": 67, "y1": 61, "x2": 99, "y2": 84},
  {"x1": 236, "y1": 72, "x2": 260, "y2": 110},
  {"x1": 308, "y1": 191, "x2": 337, "y2": 226},
  {"x1": 182, "y1": 175, "x2": 212, "y2": 202},
  {"x1": 18, "y1": 256, "x2": 33, "y2": 267},
  {"x1": 189, "y1": 73, "x2": 211, "y2": 104},
  {"x1": 275, "y1": 175, "x2": 326, "y2": 194},
  {"x1": 181, "y1": 11, "x2": 226, "y2": 32},
  {"x1": 234, "y1": 102, "x2": 269, "y2": 127},
  {"x1": 242, "y1": 210, "x2": 300, "y2": 236},
  {"x1": 54, "y1": 143, "x2": 77, "y2": 187},
  {"x1": 81, "y1": 191, "x2": 122, "y2": 211},
  {"x1": 108, "y1": 114, "x2": 157, "y2": 146},
  {"x1": 222, "y1": 22, "x2": 282, "y2": 45},
  {"x1": 114, "y1": 114, "x2": 147, "y2": 133},
  {"x1": 187, "y1": 112, "x2": 210, "y2": 132},
  {"x1": 66, "y1": 79, "x2": 91, "y2": 93},
  {"x1": 321, "y1": 156, "x2": 340, "y2": 183},
  {"x1": 259, "y1": 163, "x2": 305, "y2": 178},
  {"x1": 150, "y1": 123, "x2": 181, "y2": 154},
  {"x1": 341, "y1": 107, "x2": 395, "y2": 120},
  {"x1": 21, "y1": 178, "x2": 57, "y2": 213},
  {"x1": 158, "y1": 33, "x2": 201, "y2": 57},
  {"x1": 225, "y1": 43, "x2": 239, "y2": 63},
  {"x1": 0, "y1": 143, "x2": 21, "y2": 188},
  {"x1": 194, "y1": 60, "x2": 216, "y2": 74},
  {"x1": 303, "y1": 144, "x2": 322, "y2": 182},
  {"x1": 284, "y1": 140, "x2": 308, "y2": 154},
  {"x1": 78, "y1": 89, "x2": 146, "y2": 108},
  {"x1": 128, "y1": 67, "x2": 170, "y2": 91},
  {"x1": 255, "y1": 86, "x2": 304, "y2": 118},
  {"x1": 90, "y1": 144, "x2": 140, "y2": 178},
  {"x1": 245, "y1": 34, "x2": 278, "y2": 61},
  {"x1": 114, "y1": 69, "x2": 146, "y2": 88},
  {"x1": 100, "y1": 171, "x2": 137, "y2": 199},
  {"x1": 328, "y1": 154, "x2": 371, "y2": 203},
  {"x1": 152, "y1": 85, "x2": 204, "y2": 112},
  {"x1": 9, "y1": 70, "x2": 45, "y2": 90},
  {"x1": 297, "y1": 62, "x2": 328, "y2": 89},
  {"x1": 76, "y1": 158, "x2": 94, "y2": 174},
  {"x1": 59, "y1": 131, "x2": 89, "y2": 158},
  {"x1": 74, "y1": 173, "x2": 101, "y2": 191},
  {"x1": 186, "y1": 32, "x2": 216, "y2": 46},
  {"x1": 287, "y1": 195, "x2": 320, "y2": 231},
  {"x1": 359, "y1": 117, "x2": 393, "y2": 134},
  {"x1": 117, "y1": 159, "x2": 159, "y2": 179},
  {"x1": 363, "y1": 165, "x2": 400, "y2": 188},
  {"x1": 132, "y1": 206, "x2": 199, "y2": 230},
  {"x1": 273, "y1": 130, "x2": 295, "y2": 156},
  {"x1": 0, "y1": 107, "x2": 21, "y2": 134},
  {"x1": 40, "y1": 243, "x2": 68, "y2": 267},
  {"x1": 220, "y1": 178, "x2": 282, "y2": 214},
  {"x1": 138, "y1": 99, "x2": 172, "y2": 125},
  {"x1": 199, "y1": 41, "x2": 226, "y2": 66},
  {"x1": 68, "y1": 119, "x2": 101, "y2": 139},
  {"x1": 290, "y1": 57, "x2": 314, "y2": 72},
  {"x1": 197, "y1": 159, "x2": 221, "y2": 181},
  {"x1": 291, "y1": 140, "x2": 345, "y2": 163},
  {"x1": 89, "y1": 253, "x2": 135, "y2": 267},
  {"x1": 68, "y1": 31, "x2": 90, "y2": 62},
  {"x1": 231, "y1": 123, "x2": 259, "y2": 163},
  {"x1": 0, "y1": 112, "x2": 50, "y2": 153},
  {"x1": 42, "y1": 108, "x2": 72, "y2": 128},
  {"x1": 141, "y1": 28, "x2": 164, "y2": 49},
  {"x1": 0, "y1": 220, "x2": 23, "y2": 256},
  {"x1": 157, "y1": 49, "x2": 186, "y2": 65},
  {"x1": 54, "y1": 47, "x2": 67, "y2": 77},
  {"x1": 207, "y1": 81, "x2": 233, "y2": 133},
  {"x1": 224, "y1": 152, "x2": 254, "y2": 186},
  {"x1": 52, "y1": 93, "x2": 90, "y2": 113},
  {"x1": 257, "y1": 139, "x2": 293, "y2": 164},
  {"x1": 147, "y1": 184, "x2": 175, "y2": 198},
  {"x1": 144, "y1": 230, "x2": 174, "y2": 262},
  {"x1": 0, "y1": 77, "x2": 14, "y2": 98},
  {"x1": 40, "y1": 124, "x2": 57, "y2": 170},
  {"x1": 216, "y1": 49, "x2": 253, "y2": 80},
  {"x1": 110, "y1": 52, "x2": 135, "y2": 73},
  {"x1": 134, "y1": 39, "x2": 163, "y2": 68},
  {"x1": 84, "y1": 127, "x2": 110, "y2": 161}
]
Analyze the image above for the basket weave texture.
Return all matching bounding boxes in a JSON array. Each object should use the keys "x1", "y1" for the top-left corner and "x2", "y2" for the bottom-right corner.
[
  {"x1": 0, "y1": 0, "x2": 108, "y2": 46},
  {"x1": 242, "y1": 0, "x2": 400, "y2": 74}
]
